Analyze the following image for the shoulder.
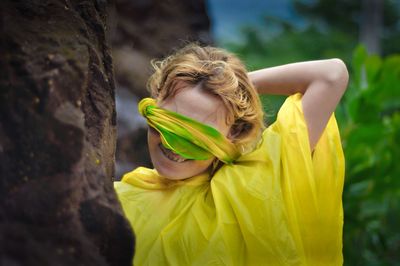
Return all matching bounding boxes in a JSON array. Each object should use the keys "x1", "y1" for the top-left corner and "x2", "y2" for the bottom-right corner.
[
  {"x1": 114, "y1": 167, "x2": 158, "y2": 193},
  {"x1": 235, "y1": 94, "x2": 304, "y2": 162}
]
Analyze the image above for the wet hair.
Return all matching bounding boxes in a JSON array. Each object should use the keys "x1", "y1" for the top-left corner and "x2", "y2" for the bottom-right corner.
[{"x1": 147, "y1": 43, "x2": 265, "y2": 154}]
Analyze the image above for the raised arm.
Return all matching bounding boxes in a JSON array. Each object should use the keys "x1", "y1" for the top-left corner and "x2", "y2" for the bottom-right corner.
[{"x1": 248, "y1": 59, "x2": 349, "y2": 149}]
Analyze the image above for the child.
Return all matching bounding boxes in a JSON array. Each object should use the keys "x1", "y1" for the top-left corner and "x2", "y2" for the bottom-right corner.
[{"x1": 114, "y1": 44, "x2": 348, "y2": 265}]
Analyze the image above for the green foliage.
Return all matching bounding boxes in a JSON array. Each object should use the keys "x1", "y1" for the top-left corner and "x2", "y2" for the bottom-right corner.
[
  {"x1": 224, "y1": 22, "x2": 355, "y2": 70},
  {"x1": 340, "y1": 45, "x2": 400, "y2": 265}
]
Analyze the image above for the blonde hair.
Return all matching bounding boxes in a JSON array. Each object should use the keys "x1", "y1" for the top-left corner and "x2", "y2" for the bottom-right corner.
[{"x1": 147, "y1": 43, "x2": 265, "y2": 153}]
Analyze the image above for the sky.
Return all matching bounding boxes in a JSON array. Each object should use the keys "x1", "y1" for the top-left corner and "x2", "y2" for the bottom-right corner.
[{"x1": 206, "y1": 0, "x2": 305, "y2": 43}]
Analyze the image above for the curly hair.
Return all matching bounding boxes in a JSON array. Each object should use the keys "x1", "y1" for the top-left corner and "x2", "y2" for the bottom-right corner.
[{"x1": 146, "y1": 43, "x2": 265, "y2": 154}]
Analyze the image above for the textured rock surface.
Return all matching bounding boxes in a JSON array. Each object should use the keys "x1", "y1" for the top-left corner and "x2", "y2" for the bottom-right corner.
[
  {"x1": 111, "y1": 0, "x2": 212, "y2": 178},
  {"x1": 0, "y1": 0, "x2": 135, "y2": 265}
]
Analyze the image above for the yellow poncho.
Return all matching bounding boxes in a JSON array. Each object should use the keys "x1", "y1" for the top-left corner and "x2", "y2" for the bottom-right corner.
[{"x1": 114, "y1": 94, "x2": 345, "y2": 265}]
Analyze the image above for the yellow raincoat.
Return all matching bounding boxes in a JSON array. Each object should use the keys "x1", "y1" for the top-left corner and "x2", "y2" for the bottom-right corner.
[{"x1": 114, "y1": 93, "x2": 345, "y2": 265}]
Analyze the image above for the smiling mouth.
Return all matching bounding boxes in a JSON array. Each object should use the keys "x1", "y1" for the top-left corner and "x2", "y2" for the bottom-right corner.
[{"x1": 159, "y1": 144, "x2": 189, "y2": 163}]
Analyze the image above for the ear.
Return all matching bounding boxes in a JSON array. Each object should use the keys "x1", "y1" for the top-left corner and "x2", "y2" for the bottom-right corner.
[
  {"x1": 228, "y1": 121, "x2": 252, "y2": 141},
  {"x1": 227, "y1": 125, "x2": 242, "y2": 141}
]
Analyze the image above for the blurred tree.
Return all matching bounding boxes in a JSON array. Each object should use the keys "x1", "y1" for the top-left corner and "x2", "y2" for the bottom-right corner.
[
  {"x1": 360, "y1": 0, "x2": 383, "y2": 54},
  {"x1": 222, "y1": 0, "x2": 400, "y2": 122},
  {"x1": 223, "y1": 0, "x2": 400, "y2": 69},
  {"x1": 294, "y1": 0, "x2": 400, "y2": 56}
]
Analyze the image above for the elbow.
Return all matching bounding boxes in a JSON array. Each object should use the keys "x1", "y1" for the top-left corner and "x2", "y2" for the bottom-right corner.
[{"x1": 325, "y1": 58, "x2": 349, "y2": 93}]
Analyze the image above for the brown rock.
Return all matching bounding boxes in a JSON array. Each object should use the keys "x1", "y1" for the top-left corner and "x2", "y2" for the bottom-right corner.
[{"x1": 0, "y1": 0, "x2": 135, "y2": 265}]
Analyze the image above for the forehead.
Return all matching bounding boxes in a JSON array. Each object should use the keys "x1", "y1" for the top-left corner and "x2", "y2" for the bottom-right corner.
[{"x1": 159, "y1": 83, "x2": 230, "y2": 132}]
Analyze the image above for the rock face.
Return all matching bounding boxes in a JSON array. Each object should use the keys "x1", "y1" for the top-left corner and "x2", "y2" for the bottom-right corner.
[
  {"x1": 111, "y1": 0, "x2": 212, "y2": 178},
  {"x1": 0, "y1": 0, "x2": 135, "y2": 265}
]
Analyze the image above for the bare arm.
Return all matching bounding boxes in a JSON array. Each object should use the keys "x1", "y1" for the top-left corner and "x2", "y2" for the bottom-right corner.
[{"x1": 248, "y1": 59, "x2": 349, "y2": 149}]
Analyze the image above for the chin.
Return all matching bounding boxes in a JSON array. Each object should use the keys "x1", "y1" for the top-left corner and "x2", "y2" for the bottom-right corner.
[
  {"x1": 148, "y1": 139, "x2": 213, "y2": 180},
  {"x1": 154, "y1": 164, "x2": 181, "y2": 180},
  {"x1": 152, "y1": 156, "x2": 211, "y2": 180},
  {"x1": 150, "y1": 154, "x2": 186, "y2": 180},
  {"x1": 154, "y1": 162, "x2": 196, "y2": 180}
]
